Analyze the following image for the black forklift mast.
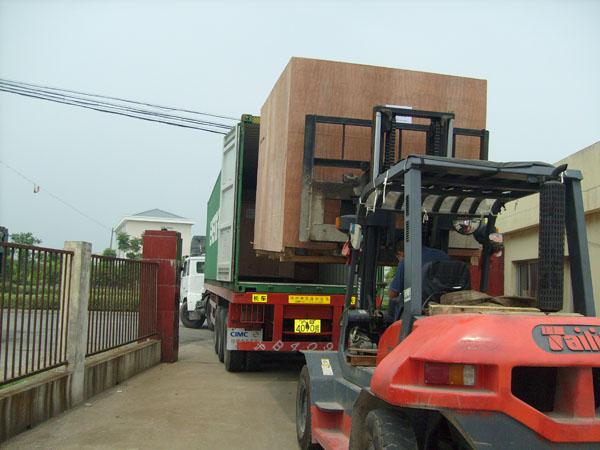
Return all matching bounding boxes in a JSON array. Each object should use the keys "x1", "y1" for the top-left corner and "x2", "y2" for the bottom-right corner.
[{"x1": 340, "y1": 106, "x2": 595, "y2": 349}]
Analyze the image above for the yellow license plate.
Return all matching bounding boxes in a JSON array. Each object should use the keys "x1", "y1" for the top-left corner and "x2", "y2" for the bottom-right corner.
[{"x1": 294, "y1": 319, "x2": 321, "y2": 334}]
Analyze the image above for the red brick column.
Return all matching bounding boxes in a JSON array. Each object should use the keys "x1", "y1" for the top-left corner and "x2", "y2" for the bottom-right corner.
[{"x1": 142, "y1": 230, "x2": 182, "y2": 363}]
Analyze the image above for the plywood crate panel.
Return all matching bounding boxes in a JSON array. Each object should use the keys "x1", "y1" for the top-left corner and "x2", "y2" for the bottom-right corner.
[{"x1": 255, "y1": 58, "x2": 487, "y2": 254}]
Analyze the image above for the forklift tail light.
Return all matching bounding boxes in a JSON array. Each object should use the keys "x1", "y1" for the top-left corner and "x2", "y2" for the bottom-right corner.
[{"x1": 424, "y1": 363, "x2": 476, "y2": 387}]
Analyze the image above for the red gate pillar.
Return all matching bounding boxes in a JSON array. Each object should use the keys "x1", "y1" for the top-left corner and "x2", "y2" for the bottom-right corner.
[{"x1": 142, "y1": 230, "x2": 182, "y2": 363}]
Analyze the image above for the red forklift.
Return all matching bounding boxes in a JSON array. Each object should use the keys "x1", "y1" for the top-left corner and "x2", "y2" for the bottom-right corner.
[{"x1": 296, "y1": 107, "x2": 599, "y2": 449}]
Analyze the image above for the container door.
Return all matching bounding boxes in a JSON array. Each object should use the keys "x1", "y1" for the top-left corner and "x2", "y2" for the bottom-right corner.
[{"x1": 217, "y1": 124, "x2": 240, "y2": 282}]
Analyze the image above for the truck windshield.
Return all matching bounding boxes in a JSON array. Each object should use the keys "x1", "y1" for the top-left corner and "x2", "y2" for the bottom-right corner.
[{"x1": 196, "y1": 261, "x2": 204, "y2": 274}]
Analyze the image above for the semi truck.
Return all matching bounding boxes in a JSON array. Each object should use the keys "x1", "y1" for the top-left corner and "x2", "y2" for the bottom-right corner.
[
  {"x1": 203, "y1": 115, "x2": 348, "y2": 372},
  {"x1": 295, "y1": 107, "x2": 599, "y2": 449},
  {"x1": 179, "y1": 254, "x2": 206, "y2": 329}
]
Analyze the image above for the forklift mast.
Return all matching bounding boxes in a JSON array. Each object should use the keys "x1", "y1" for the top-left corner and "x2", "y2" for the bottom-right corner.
[{"x1": 342, "y1": 106, "x2": 595, "y2": 347}]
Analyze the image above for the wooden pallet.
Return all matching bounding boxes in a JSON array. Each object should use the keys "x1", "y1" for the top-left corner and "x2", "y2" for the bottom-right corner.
[
  {"x1": 428, "y1": 303, "x2": 541, "y2": 315},
  {"x1": 346, "y1": 348, "x2": 378, "y2": 366}
]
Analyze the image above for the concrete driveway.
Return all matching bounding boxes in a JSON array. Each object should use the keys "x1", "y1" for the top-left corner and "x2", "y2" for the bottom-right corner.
[{"x1": 3, "y1": 324, "x2": 304, "y2": 449}]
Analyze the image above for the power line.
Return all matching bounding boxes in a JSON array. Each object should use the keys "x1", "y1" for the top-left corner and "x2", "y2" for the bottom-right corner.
[
  {"x1": 1, "y1": 78, "x2": 239, "y2": 121},
  {"x1": 0, "y1": 79, "x2": 237, "y2": 135},
  {"x1": 0, "y1": 159, "x2": 111, "y2": 231}
]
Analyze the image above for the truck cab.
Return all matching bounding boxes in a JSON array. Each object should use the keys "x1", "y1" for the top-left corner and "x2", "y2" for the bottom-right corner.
[{"x1": 180, "y1": 254, "x2": 206, "y2": 328}]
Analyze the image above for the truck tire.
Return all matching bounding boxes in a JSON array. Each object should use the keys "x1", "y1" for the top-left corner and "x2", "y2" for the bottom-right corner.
[
  {"x1": 206, "y1": 300, "x2": 215, "y2": 332},
  {"x1": 217, "y1": 306, "x2": 226, "y2": 363},
  {"x1": 365, "y1": 409, "x2": 418, "y2": 450},
  {"x1": 213, "y1": 305, "x2": 220, "y2": 355},
  {"x1": 224, "y1": 348, "x2": 245, "y2": 372},
  {"x1": 296, "y1": 366, "x2": 319, "y2": 450},
  {"x1": 180, "y1": 301, "x2": 204, "y2": 329},
  {"x1": 223, "y1": 308, "x2": 245, "y2": 372},
  {"x1": 245, "y1": 351, "x2": 262, "y2": 372}
]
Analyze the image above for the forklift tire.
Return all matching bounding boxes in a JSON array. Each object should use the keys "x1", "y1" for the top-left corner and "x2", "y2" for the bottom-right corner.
[
  {"x1": 365, "y1": 409, "x2": 418, "y2": 450},
  {"x1": 296, "y1": 366, "x2": 319, "y2": 450},
  {"x1": 245, "y1": 351, "x2": 262, "y2": 372},
  {"x1": 218, "y1": 307, "x2": 227, "y2": 363},
  {"x1": 180, "y1": 302, "x2": 204, "y2": 329}
]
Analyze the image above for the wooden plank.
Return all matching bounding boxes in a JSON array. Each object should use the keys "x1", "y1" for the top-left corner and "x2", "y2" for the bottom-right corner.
[
  {"x1": 255, "y1": 57, "x2": 487, "y2": 255},
  {"x1": 428, "y1": 303, "x2": 541, "y2": 316},
  {"x1": 346, "y1": 353, "x2": 378, "y2": 366}
]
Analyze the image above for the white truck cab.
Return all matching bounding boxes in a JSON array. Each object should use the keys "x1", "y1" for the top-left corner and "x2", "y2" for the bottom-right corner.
[{"x1": 180, "y1": 254, "x2": 206, "y2": 328}]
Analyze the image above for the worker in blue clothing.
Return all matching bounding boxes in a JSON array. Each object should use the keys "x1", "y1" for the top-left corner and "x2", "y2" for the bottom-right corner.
[{"x1": 388, "y1": 245, "x2": 449, "y2": 320}]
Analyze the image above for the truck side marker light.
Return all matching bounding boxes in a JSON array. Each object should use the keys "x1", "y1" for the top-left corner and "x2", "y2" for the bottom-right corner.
[{"x1": 424, "y1": 363, "x2": 476, "y2": 387}]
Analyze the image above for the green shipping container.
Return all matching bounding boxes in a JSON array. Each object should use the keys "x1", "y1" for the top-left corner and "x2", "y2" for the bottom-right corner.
[{"x1": 204, "y1": 115, "x2": 346, "y2": 295}]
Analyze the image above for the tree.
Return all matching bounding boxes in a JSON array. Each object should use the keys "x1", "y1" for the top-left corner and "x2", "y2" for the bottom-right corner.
[
  {"x1": 102, "y1": 248, "x2": 117, "y2": 257},
  {"x1": 10, "y1": 232, "x2": 42, "y2": 246},
  {"x1": 116, "y1": 232, "x2": 143, "y2": 260}
]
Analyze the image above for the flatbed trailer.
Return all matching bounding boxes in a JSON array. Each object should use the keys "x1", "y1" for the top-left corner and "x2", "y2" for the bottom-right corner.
[{"x1": 203, "y1": 115, "x2": 349, "y2": 371}]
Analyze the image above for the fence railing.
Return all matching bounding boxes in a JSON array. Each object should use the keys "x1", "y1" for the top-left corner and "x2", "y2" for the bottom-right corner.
[
  {"x1": 87, "y1": 255, "x2": 158, "y2": 357},
  {"x1": 0, "y1": 243, "x2": 73, "y2": 386}
]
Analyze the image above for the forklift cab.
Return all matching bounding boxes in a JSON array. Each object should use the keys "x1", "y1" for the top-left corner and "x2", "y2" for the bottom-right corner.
[
  {"x1": 340, "y1": 105, "x2": 595, "y2": 353},
  {"x1": 296, "y1": 107, "x2": 598, "y2": 450}
]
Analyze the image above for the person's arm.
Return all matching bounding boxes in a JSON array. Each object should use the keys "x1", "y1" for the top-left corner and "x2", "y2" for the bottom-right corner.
[{"x1": 388, "y1": 260, "x2": 404, "y2": 298}]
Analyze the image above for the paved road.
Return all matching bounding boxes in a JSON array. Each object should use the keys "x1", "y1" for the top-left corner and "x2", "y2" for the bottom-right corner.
[{"x1": 3, "y1": 323, "x2": 304, "y2": 449}]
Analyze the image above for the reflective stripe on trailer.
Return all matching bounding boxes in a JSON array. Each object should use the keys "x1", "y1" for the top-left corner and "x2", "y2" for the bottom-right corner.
[{"x1": 236, "y1": 341, "x2": 336, "y2": 352}]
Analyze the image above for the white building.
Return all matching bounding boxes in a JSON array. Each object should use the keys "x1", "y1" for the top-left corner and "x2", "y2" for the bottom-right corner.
[
  {"x1": 495, "y1": 142, "x2": 600, "y2": 314},
  {"x1": 114, "y1": 209, "x2": 195, "y2": 258}
]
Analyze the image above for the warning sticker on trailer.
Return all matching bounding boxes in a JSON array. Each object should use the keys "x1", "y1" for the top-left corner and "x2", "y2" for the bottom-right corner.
[
  {"x1": 321, "y1": 358, "x2": 333, "y2": 376},
  {"x1": 227, "y1": 328, "x2": 263, "y2": 350},
  {"x1": 289, "y1": 295, "x2": 331, "y2": 304},
  {"x1": 252, "y1": 294, "x2": 267, "y2": 303}
]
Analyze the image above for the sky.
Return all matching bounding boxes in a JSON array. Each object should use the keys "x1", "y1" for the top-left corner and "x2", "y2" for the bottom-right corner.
[{"x1": 0, "y1": 0, "x2": 599, "y2": 252}]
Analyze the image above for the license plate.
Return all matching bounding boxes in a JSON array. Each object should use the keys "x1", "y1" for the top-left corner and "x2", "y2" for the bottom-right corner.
[{"x1": 294, "y1": 319, "x2": 321, "y2": 334}]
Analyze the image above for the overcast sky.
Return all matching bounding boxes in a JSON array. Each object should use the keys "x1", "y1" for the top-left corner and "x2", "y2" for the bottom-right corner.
[{"x1": 1, "y1": 0, "x2": 599, "y2": 252}]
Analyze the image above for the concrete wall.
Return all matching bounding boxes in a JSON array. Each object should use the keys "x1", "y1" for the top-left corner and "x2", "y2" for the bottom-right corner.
[
  {"x1": 496, "y1": 141, "x2": 600, "y2": 314},
  {"x1": 116, "y1": 220, "x2": 192, "y2": 258},
  {"x1": 0, "y1": 340, "x2": 161, "y2": 443}
]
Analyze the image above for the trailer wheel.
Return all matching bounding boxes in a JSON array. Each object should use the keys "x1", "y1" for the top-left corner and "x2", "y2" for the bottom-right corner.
[
  {"x1": 180, "y1": 301, "x2": 204, "y2": 329},
  {"x1": 296, "y1": 366, "x2": 319, "y2": 450},
  {"x1": 245, "y1": 351, "x2": 262, "y2": 372},
  {"x1": 217, "y1": 306, "x2": 227, "y2": 363},
  {"x1": 206, "y1": 300, "x2": 215, "y2": 332},
  {"x1": 365, "y1": 409, "x2": 417, "y2": 450},
  {"x1": 224, "y1": 348, "x2": 245, "y2": 372}
]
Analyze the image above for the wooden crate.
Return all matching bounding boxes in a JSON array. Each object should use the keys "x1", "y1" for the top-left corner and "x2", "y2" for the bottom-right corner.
[{"x1": 255, "y1": 57, "x2": 487, "y2": 255}]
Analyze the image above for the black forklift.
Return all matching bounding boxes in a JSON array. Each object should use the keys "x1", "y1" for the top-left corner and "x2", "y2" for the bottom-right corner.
[{"x1": 296, "y1": 107, "x2": 599, "y2": 449}]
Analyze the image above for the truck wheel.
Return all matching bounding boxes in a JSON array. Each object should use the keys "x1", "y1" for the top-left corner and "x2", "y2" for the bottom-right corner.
[
  {"x1": 213, "y1": 305, "x2": 220, "y2": 355},
  {"x1": 365, "y1": 409, "x2": 418, "y2": 450},
  {"x1": 180, "y1": 301, "x2": 204, "y2": 329},
  {"x1": 206, "y1": 301, "x2": 215, "y2": 331},
  {"x1": 223, "y1": 309, "x2": 244, "y2": 372},
  {"x1": 224, "y1": 348, "x2": 245, "y2": 372},
  {"x1": 296, "y1": 366, "x2": 319, "y2": 450},
  {"x1": 245, "y1": 351, "x2": 262, "y2": 372},
  {"x1": 217, "y1": 307, "x2": 226, "y2": 363}
]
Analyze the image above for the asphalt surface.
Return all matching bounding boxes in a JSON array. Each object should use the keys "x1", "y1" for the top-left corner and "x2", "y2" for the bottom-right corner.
[{"x1": 3, "y1": 323, "x2": 305, "y2": 449}]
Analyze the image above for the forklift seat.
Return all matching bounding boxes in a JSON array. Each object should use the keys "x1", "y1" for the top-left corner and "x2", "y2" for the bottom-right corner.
[{"x1": 422, "y1": 260, "x2": 471, "y2": 304}]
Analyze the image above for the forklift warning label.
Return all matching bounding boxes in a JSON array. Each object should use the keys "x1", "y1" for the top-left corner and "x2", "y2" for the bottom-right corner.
[
  {"x1": 289, "y1": 295, "x2": 331, "y2": 304},
  {"x1": 533, "y1": 325, "x2": 600, "y2": 353},
  {"x1": 227, "y1": 328, "x2": 263, "y2": 350},
  {"x1": 321, "y1": 358, "x2": 333, "y2": 376}
]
